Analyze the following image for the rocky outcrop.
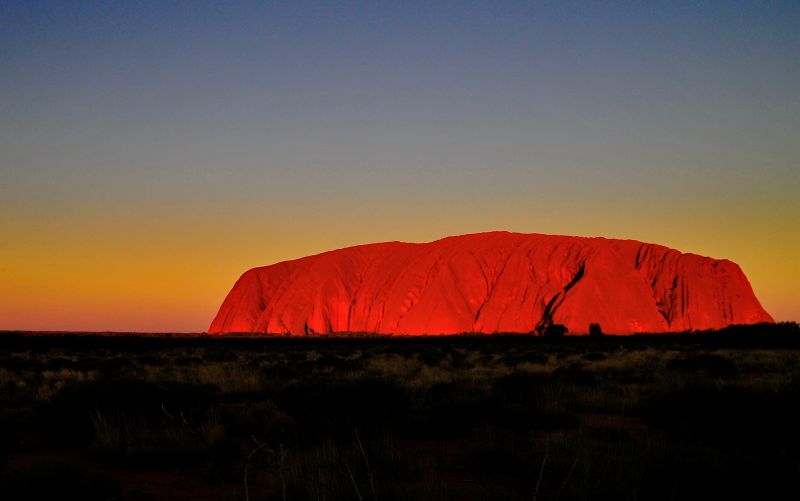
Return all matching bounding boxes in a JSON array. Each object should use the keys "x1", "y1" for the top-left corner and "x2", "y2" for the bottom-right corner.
[{"x1": 209, "y1": 232, "x2": 773, "y2": 335}]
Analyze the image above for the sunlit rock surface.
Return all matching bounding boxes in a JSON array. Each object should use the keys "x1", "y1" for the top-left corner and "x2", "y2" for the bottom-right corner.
[{"x1": 209, "y1": 232, "x2": 773, "y2": 335}]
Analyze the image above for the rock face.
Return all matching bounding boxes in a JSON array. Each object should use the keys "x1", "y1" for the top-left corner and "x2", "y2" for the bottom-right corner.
[{"x1": 209, "y1": 232, "x2": 773, "y2": 335}]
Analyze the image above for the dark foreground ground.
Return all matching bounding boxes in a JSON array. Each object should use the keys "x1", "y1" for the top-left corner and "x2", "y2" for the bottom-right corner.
[{"x1": 1, "y1": 323, "x2": 799, "y2": 501}]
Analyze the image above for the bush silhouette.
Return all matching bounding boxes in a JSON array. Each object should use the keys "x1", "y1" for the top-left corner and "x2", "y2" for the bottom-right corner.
[
  {"x1": 543, "y1": 324, "x2": 568, "y2": 337},
  {"x1": 589, "y1": 323, "x2": 603, "y2": 337}
]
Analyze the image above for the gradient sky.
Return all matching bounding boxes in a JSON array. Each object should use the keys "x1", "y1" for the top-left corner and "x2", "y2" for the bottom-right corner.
[{"x1": 1, "y1": 0, "x2": 798, "y2": 331}]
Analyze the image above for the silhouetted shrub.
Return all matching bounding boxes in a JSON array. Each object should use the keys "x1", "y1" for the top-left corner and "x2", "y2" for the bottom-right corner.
[
  {"x1": 589, "y1": 323, "x2": 604, "y2": 337},
  {"x1": 543, "y1": 324, "x2": 568, "y2": 337}
]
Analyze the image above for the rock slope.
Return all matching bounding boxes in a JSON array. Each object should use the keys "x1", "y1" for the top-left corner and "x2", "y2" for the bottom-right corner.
[{"x1": 209, "y1": 232, "x2": 773, "y2": 335}]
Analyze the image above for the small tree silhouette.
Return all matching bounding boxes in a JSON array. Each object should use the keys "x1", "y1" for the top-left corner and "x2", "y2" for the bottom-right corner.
[
  {"x1": 589, "y1": 323, "x2": 603, "y2": 337},
  {"x1": 543, "y1": 324, "x2": 568, "y2": 337}
]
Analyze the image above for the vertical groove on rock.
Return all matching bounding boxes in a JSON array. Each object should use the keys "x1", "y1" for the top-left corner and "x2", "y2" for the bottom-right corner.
[{"x1": 472, "y1": 239, "x2": 526, "y2": 330}]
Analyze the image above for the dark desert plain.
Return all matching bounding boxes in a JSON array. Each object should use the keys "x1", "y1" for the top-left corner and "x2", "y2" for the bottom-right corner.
[
  {"x1": 2, "y1": 324, "x2": 800, "y2": 501},
  {"x1": 2, "y1": 1, "x2": 800, "y2": 500}
]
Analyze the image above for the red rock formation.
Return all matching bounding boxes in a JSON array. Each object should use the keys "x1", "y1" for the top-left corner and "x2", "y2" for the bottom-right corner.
[{"x1": 208, "y1": 232, "x2": 773, "y2": 335}]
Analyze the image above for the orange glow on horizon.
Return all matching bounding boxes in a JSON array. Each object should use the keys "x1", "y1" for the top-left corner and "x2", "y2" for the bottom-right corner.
[{"x1": 1, "y1": 195, "x2": 796, "y2": 332}]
